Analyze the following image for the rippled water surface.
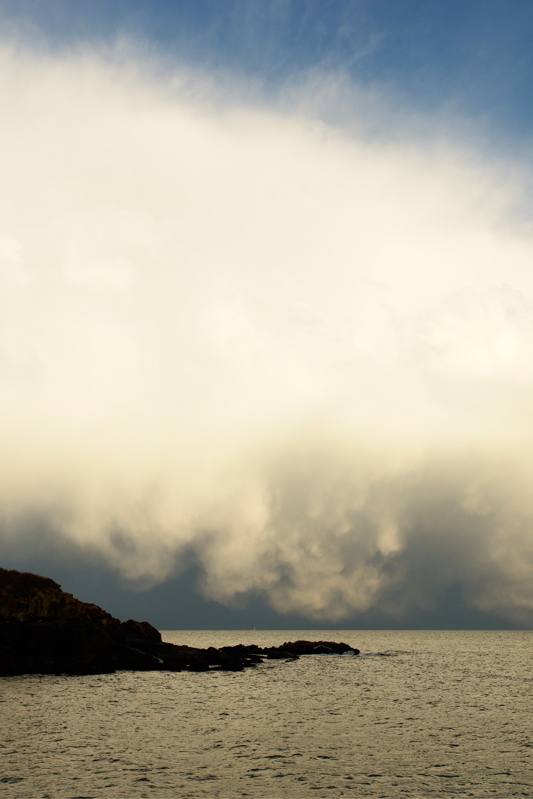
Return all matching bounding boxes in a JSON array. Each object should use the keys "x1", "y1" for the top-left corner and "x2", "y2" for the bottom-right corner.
[{"x1": 1, "y1": 630, "x2": 532, "y2": 798}]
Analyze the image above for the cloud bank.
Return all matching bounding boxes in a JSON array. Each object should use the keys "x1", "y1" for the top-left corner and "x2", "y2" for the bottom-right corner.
[{"x1": 1, "y1": 44, "x2": 533, "y2": 626}]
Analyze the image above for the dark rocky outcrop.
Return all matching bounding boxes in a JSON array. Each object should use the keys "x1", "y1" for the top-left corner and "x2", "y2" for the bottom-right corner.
[{"x1": 0, "y1": 568, "x2": 359, "y2": 676}]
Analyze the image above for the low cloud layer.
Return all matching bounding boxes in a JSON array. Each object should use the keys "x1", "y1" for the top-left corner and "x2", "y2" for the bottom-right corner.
[{"x1": 1, "y1": 44, "x2": 533, "y2": 626}]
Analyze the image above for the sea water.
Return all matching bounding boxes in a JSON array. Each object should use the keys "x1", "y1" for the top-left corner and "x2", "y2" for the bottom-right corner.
[{"x1": 1, "y1": 630, "x2": 531, "y2": 798}]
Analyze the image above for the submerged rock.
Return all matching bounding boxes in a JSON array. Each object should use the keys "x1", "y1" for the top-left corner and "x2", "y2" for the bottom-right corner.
[{"x1": 0, "y1": 568, "x2": 359, "y2": 676}]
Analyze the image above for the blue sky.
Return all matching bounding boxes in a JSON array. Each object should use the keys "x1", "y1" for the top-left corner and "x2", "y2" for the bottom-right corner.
[
  {"x1": 1, "y1": 1, "x2": 533, "y2": 629},
  {"x1": 2, "y1": 0, "x2": 533, "y2": 148}
]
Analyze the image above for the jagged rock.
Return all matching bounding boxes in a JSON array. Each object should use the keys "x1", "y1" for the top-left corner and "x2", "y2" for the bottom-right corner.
[
  {"x1": 120, "y1": 618, "x2": 162, "y2": 644},
  {"x1": 266, "y1": 648, "x2": 297, "y2": 659},
  {"x1": 243, "y1": 654, "x2": 264, "y2": 664},
  {"x1": 0, "y1": 568, "x2": 360, "y2": 676},
  {"x1": 261, "y1": 640, "x2": 359, "y2": 658},
  {"x1": 215, "y1": 660, "x2": 245, "y2": 671}
]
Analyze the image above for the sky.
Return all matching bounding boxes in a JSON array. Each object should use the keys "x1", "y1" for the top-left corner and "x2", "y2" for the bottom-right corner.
[{"x1": 1, "y1": 0, "x2": 533, "y2": 629}]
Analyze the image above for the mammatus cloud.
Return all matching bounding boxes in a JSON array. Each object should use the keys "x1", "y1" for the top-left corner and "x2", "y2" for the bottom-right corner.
[{"x1": 1, "y1": 44, "x2": 533, "y2": 625}]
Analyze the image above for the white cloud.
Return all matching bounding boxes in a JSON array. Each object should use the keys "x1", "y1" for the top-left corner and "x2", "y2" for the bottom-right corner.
[{"x1": 1, "y1": 43, "x2": 533, "y2": 623}]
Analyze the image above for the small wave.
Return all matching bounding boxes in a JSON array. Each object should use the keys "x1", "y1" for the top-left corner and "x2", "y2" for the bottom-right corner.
[{"x1": 358, "y1": 651, "x2": 396, "y2": 657}]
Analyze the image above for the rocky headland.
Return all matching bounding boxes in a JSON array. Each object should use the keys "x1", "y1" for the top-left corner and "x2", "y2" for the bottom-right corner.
[{"x1": 0, "y1": 568, "x2": 359, "y2": 675}]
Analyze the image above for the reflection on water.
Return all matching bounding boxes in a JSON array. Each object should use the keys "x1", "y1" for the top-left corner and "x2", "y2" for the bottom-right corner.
[{"x1": 1, "y1": 631, "x2": 532, "y2": 798}]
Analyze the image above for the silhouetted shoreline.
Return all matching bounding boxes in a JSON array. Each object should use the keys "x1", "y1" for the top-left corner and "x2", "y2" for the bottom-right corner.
[{"x1": 0, "y1": 568, "x2": 359, "y2": 675}]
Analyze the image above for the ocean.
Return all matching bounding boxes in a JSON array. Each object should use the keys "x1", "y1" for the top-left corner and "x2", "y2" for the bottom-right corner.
[{"x1": 1, "y1": 630, "x2": 531, "y2": 798}]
